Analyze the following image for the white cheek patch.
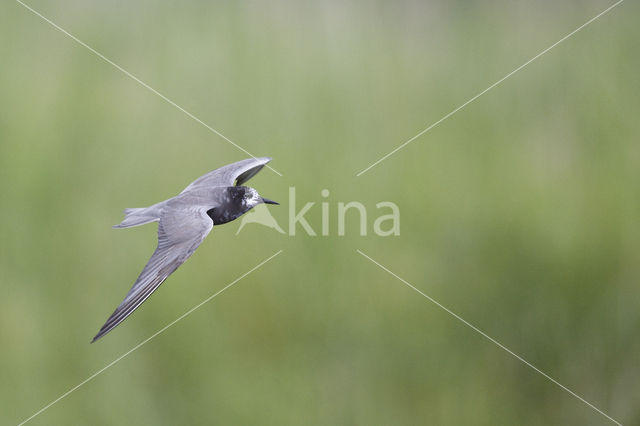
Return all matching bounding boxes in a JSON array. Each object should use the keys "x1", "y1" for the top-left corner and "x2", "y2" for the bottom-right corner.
[{"x1": 246, "y1": 188, "x2": 261, "y2": 206}]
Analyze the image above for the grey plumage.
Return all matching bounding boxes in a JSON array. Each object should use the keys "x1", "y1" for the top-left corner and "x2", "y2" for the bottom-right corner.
[{"x1": 92, "y1": 157, "x2": 278, "y2": 342}]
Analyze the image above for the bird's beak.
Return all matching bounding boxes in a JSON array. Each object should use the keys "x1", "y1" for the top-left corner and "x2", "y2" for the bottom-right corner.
[{"x1": 261, "y1": 197, "x2": 279, "y2": 205}]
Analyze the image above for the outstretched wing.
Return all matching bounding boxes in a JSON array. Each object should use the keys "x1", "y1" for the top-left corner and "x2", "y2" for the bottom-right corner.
[
  {"x1": 92, "y1": 208, "x2": 213, "y2": 342},
  {"x1": 181, "y1": 157, "x2": 271, "y2": 194}
]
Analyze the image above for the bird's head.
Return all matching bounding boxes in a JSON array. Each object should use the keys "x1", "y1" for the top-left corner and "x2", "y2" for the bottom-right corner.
[{"x1": 242, "y1": 187, "x2": 279, "y2": 209}]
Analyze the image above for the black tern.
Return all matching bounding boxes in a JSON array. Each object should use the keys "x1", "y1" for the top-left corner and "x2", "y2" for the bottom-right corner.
[{"x1": 92, "y1": 157, "x2": 278, "y2": 342}]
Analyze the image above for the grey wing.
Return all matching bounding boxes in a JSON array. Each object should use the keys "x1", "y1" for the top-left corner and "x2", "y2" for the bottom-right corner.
[
  {"x1": 181, "y1": 157, "x2": 271, "y2": 194},
  {"x1": 92, "y1": 208, "x2": 213, "y2": 342}
]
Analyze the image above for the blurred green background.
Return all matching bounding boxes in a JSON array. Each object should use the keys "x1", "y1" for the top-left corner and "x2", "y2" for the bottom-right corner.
[{"x1": 1, "y1": 0, "x2": 638, "y2": 424}]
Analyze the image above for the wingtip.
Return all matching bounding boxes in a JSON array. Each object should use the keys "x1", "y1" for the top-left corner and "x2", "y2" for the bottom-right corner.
[
  {"x1": 91, "y1": 328, "x2": 106, "y2": 343},
  {"x1": 91, "y1": 325, "x2": 109, "y2": 343}
]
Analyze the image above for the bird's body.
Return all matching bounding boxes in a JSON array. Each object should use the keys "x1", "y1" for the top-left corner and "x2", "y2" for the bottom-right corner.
[{"x1": 92, "y1": 157, "x2": 278, "y2": 342}]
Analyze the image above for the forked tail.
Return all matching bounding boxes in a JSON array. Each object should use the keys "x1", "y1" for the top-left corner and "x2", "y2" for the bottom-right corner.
[{"x1": 113, "y1": 203, "x2": 162, "y2": 228}]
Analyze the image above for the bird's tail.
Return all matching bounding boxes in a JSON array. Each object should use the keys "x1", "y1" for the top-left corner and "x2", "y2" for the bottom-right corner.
[{"x1": 113, "y1": 204, "x2": 162, "y2": 229}]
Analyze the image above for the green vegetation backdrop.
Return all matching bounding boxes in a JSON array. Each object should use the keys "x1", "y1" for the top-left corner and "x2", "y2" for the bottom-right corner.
[{"x1": 1, "y1": 0, "x2": 638, "y2": 424}]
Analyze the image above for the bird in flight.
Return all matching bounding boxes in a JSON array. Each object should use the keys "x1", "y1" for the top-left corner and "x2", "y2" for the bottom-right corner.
[{"x1": 92, "y1": 157, "x2": 279, "y2": 342}]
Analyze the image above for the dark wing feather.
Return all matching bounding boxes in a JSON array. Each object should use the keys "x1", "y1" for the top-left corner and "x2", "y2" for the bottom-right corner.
[
  {"x1": 180, "y1": 157, "x2": 271, "y2": 193},
  {"x1": 92, "y1": 208, "x2": 213, "y2": 342}
]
